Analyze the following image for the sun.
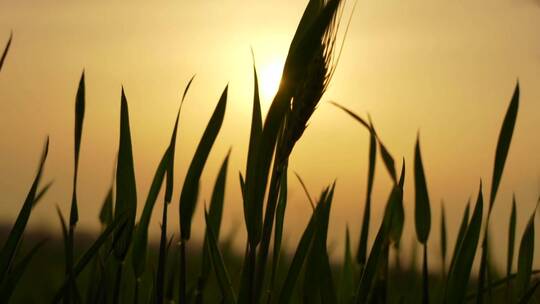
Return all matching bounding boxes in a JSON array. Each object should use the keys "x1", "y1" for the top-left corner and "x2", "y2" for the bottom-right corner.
[{"x1": 258, "y1": 57, "x2": 285, "y2": 103}]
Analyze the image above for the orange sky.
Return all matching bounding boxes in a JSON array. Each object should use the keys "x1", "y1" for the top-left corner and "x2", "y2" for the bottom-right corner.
[{"x1": 0, "y1": 0, "x2": 539, "y2": 271}]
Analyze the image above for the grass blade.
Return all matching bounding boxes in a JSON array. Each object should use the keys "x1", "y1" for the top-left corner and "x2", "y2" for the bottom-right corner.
[
  {"x1": 516, "y1": 208, "x2": 535, "y2": 297},
  {"x1": 489, "y1": 82, "x2": 520, "y2": 209},
  {"x1": 113, "y1": 88, "x2": 138, "y2": 261},
  {"x1": 0, "y1": 31, "x2": 12, "y2": 72},
  {"x1": 179, "y1": 85, "x2": 227, "y2": 240},
  {"x1": 357, "y1": 119, "x2": 377, "y2": 265},
  {"x1": 196, "y1": 150, "x2": 231, "y2": 302},
  {"x1": 131, "y1": 146, "x2": 170, "y2": 278},
  {"x1": 0, "y1": 240, "x2": 46, "y2": 302},
  {"x1": 441, "y1": 201, "x2": 447, "y2": 278},
  {"x1": 268, "y1": 169, "x2": 288, "y2": 302},
  {"x1": 444, "y1": 183, "x2": 484, "y2": 304},
  {"x1": 339, "y1": 226, "x2": 356, "y2": 304},
  {"x1": 506, "y1": 195, "x2": 517, "y2": 300},
  {"x1": 0, "y1": 137, "x2": 49, "y2": 283},
  {"x1": 277, "y1": 187, "x2": 330, "y2": 304},
  {"x1": 294, "y1": 171, "x2": 314, "y2": 209},
  {"x1": 204, "y1": 209, "x2": 236, "y2": 304},
  {"x1": 99, "y1": 186, "x2": 114, "y2": 227},
  {"x1": 448, "y1": 201, "x2": 470, "y2": 275},
  {"x1": 414, "y1": 135, "x2": 431, "y2": 244}
]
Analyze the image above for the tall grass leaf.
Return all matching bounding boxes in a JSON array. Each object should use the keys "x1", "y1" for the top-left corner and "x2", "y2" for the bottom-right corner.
[
  {"x1": 277, "y1": 188, "x2": 329, "y2": 304},
  {"x1": 355, "y1": 186, "x2": 396, "y2": 304},
  {"x1": 0, "y1": 240, "x2": 46, "y2": 302},
  {"x1": 389, "y1": 162, "x2": 406, "y2": 245},
  {"x1": 441, "y1": 202, "x2": 447, "y2": 276},
  {"x1": 444, "y1": 183, "x2": 483, "y2": 304},
  {"x1": 113, "y1": 88, "x2": 137, "y2": 260},
  {"x1": 51, "y1": 215, "x2": 127, "y2": 304},
  {"x1": 99, "y1": 186, "x2": 114, "y2": 227},
  {"x1": 165, "y1": 75, "x2": 194, "y2": 204},
  {"x1": 358, "y1": 119, "x2": 377, "y2": 265},
  {"x1": 179, "y1": 85, "x2": 227, "y2": 240},
  {"x1": 55, "y1": 206, "x2": 69, "y2": 265},
  {"x1": 204, "y1": 209, "x2": 236, "y2": 304},
  {"x1": 489, "y1": 82, "x2": 519, "y2": 209},
  {"x1": 303, "y1": 184, "x2": 337, "y2": 304},
  {"x1": 199, "y1": 150, "x2": 231, "y2": 298},
  {"x1": 132, "y1": 146, "x2": 170, "y2": 278},
  {"x1": 448, "y1": 201, "x2": 470, "y2": 274},
  {"x1": 294, "y1": 171, "x2": 315, "y2": 209},
  {"x1": 34, "y1": 181, "x2": 53, "y2": 206},
  {"x1": 0, "y1": 31, "x2": 12, "y2": 72},
  {"x1": 0, "y1": 137, "x2": 48, "y2": 283},
  {"x1": 517, "y1": 279, "x2": 540, "y2": 304},
  {"x1": 507, "y1": 195, "x2": 517, "y2": 298},
  {"x1": 339, "y1": 226, "x2": 356, "y2": 304},
  {"x1": 414, "y1": 135, "x2": 431, "y2": 243},
  {"x1": 70, "y1": 71, "x2": 85, "y2": 226},
  {"x1": 516, "y1": 209, "x2": 535, "y2": 297},
  {"x1": 270, "y1": 168, "x2": 288, "y2": 294}
]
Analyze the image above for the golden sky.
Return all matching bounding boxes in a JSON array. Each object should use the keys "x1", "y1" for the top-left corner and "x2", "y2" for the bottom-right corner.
[{"x1": 0, "y1": 0, "x2": 539, "y2": 270}]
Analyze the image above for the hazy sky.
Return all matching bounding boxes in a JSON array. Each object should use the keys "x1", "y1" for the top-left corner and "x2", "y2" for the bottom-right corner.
[{"x1": 0, "y1": 0, "x2": 539, "y2": 271}]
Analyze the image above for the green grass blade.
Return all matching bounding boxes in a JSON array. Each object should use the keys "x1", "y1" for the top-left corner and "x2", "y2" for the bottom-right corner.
[
  {"x1": 0, "y1": 239, "x2": 46, "y2": 302},
  {"x1": 517, "y1": 279, "x2": 540, "y2": 304},
  {"x1": 489, "y1": 82, "x2": 519, "y2": 209},
  {"x1": 269, "y1": 167, "x2": 288, "y2": 297},
  {"x1": 277, "y1": 188, "x2": 329, "y2": 304},
  {"x1": 507, "y1": 195, "x2": 517, "y2": 298},
  {"x1": 0, "y1": 31, "x2": 12, "y2": 72},
  {"x1": 516, "y1": 209, "x2": 535, "y2": 297},
  {"x1": 70, "y1": 71, "x2": 85, "y2": 226},
  {"x1": 113, "y1": 88, "x2": 138, "y2": 261},
  {"x1": 389, "y1": 162, "x2": 405, "y2": 245},
  {"x1": 357, "y1": 120, "x2": 377, "y2": 265},
  {"x1": 34, "y1": 181, "x2": 53, "y2": 206},
  {"x1": 0, "y1": 137, "x2": 48, "y2": 283},
  {"x1": 204, "y1": 209, "x2": 236, "y2": 304},
  {"x1": 179, "y1": 85, "x2": 227, "y2": 240},
  {"x1": 51, "y1": 215, "x2": 127, "y2": 304},
  {"x1": 448, "y1": 201, "x2": 470, "y2": 275},
  {"x1": 165, "y1": 75, "x2": 194, "y2": 204},
  {"x1": 131, "y1": 146, "x2": 170, "y2": 278},
  {"x1": 444, "y1": 183, "x2": 483, "y2": 304},
  {"x1": 414, "y1": 135, "x2": 431, "y2": 244},
  {"x1": 303, "y1": 184, "x2": 337, "y2": 304},
  {"x1": 339, "y1": 226, "x2": 356, "y2": 304},
  {"x1": 201, "y1": 150, "x2": 231, "y2": 283},
  {"x1": 99, "y1": 186, "x2": 114, "y2": 227},
  {"x1": 441, "y1": 202, "x2": 447, "y2": 276},
  {"x1": 355, "y1": 186, "x2": 396, "y2": 304},
  {"x1": 294, "y1": 171, "x2": 314, "y2": 209}
]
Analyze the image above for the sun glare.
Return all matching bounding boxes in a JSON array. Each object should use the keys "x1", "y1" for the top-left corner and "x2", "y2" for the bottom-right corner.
[{"x1": 258, "y1": 58, "x2": 285, "y2": 103}]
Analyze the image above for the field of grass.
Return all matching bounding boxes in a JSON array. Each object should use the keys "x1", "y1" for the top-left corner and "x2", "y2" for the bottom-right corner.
[{"x1": 1, "y1": 0, "x2": 539, "y2": 303}]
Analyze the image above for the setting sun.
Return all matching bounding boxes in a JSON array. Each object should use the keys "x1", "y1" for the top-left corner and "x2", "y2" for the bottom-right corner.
[{"x1": 258, "y1": 57, "x2": 285, "y2": 102}]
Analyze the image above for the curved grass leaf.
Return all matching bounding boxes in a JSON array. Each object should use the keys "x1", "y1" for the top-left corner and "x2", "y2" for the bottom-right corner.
[
  {"x1": 277, "y1": 187, "x2": 330, "y2": 304},
  {"x1": 339, "y1": 226, "x2": 356, "y2": 304},
  {"x1": 507, "y1": 195, "x2": 517, "y2": 294},
  {"x1": 0, "y1": 137, "x2": 48, "y2": 283},
  {"x1": 294, "y1": 171, "x2": 314, "y2": 209},
  {"x1": 99, "y1": 186, "x2": 114, "y2": 227},
  {"x1": 70, "y1": 71, "x2": 85, "y2": 226},
  {"x1": 132, "y1": 146, "x2": 170, "y2": 278},
  {"x1": 269, "y1": 166, "x2": 288, "y2": 299},
  {"x1": 179, "y1": 85, "x2": 227, "y2": 240},
  {"x1": 113, "y1": 88, "x2": 137, "y2": 261},
  {"x1": 51, "y1": 215, "x2": 127, "y2": 304},
  {"x1": 0, "y1": 31, "x2": 12, "y2": 72},
  {"x1": 448, "y1": 201, "x2": 470, "y2": 274},
  {"x1": 444, "y1": 183, "x2": 483, "y2": 304},
  {"x1": 0, "y1": 239, "x2": 46, "y2": 302},
  {"x1": 414, "y1": 135, "x2": 431, "y2": 244},
  {"x1": 357, "y1": 120, "x2": 377, "y2": 265},
  {"x1": 489, "y1": 82, "x2": 519, "y2": 209},
  {"x1": 204, "y1": 209, "x2": 236, "y2": 304},
  {"x1": 200, "y1": 150, "x2": 231, "y2": 286},
  {"x1": 441, "y1": 202, "x2": 447, "y2": 275},
  {"x1": 516, "y1": 209, "x2": 535, "y2": 297}
]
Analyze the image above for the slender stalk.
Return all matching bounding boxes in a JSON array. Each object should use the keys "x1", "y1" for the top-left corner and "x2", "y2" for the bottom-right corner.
[
  {"x1": 422, "y1": 244, "x2": 429, "y2": 304},
  {"x1": 179, "y1": 239, "x2": 187, "y2": 304},
  {"x1": 113, "y1": 262, "x2": 124, "y2": 304},
  {"x1": 134, "y1": 278, "x2": 140, "y2": 304},
  {"x1": 156, "y1": 203, "x2": 169, "y2": 304}
]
